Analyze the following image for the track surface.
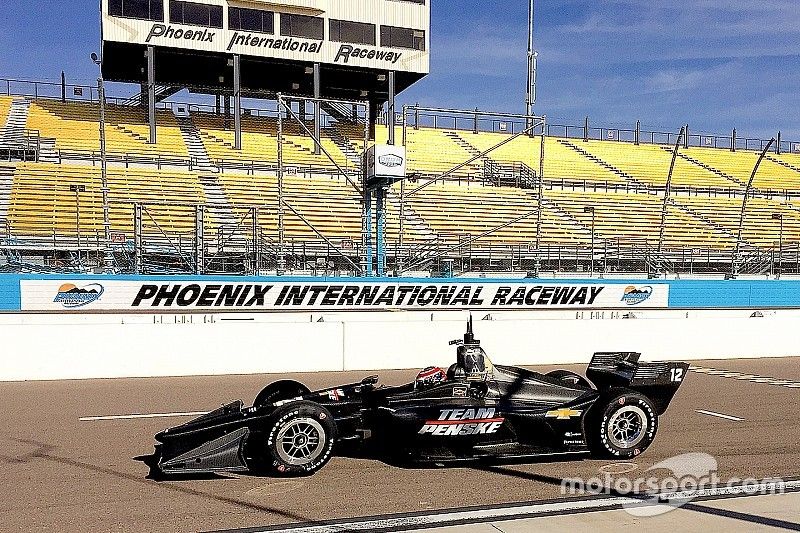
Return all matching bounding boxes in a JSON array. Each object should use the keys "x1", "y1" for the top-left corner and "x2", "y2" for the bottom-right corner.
[{"x1": 2, "y1": 357, "x2": 799, "y2": 532}]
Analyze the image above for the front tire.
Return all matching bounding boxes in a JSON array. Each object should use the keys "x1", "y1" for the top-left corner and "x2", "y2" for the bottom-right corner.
[
  {"x1": 590, "y1": 390, "x2": 658, "y2": 458},
  {"x1": 262, "y1": 401, "x2": 336, "y2": 476}
]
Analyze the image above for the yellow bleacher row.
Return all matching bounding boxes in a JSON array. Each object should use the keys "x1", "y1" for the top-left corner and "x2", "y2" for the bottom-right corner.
[
  {"x1": 0, "y1": 96, "x2": 13, "y2": 128},
  {"x1": 26, "y1": 100, "x2": 188, "y2": 158},
  {"x1": 18, "y1": 98, "x2": 800, "y2": 192},
  {"x1": 4, "y1": 162, "x2": 800, "y2": 250}
]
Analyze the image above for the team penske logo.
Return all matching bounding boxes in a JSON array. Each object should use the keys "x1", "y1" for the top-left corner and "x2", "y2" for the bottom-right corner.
[{"x1": 419, "y1": 408, "x2": 504, "y2": 436}]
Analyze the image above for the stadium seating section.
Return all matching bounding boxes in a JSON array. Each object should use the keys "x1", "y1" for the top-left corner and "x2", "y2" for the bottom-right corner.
[
  {"x1": 26, "y1": 100, "x2": 189, "y2": 158},
  {"x1": 5, "y1": 96, "x2": 800, "y2": 253},
  {"x1": 0, "y1": 96, "x2": 12, "y2": 127}
]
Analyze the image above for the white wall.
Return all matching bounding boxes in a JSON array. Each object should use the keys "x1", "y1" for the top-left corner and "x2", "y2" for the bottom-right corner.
[{"x1": 1, "y1": 312, "x2": 798, "y2": 381}]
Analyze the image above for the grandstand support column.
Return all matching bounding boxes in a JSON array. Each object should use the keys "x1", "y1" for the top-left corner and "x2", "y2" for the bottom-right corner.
[
  {"x1": 658, "y1": 127, "x2": 685, "y2": 253},
  {"x1": 401, "y1": 104, "x2": 408, "y2": 146},
  {"x1": 362, "y1": 103, "x2": 372, "y2": 276},
  {"x1": 146, "y1": 46, "x2": 157, "y2": 144},
  {"x1": 777, "y1": 131, "x2": 782, "y2": 154},
  {"x1": 233, "y1": 55, "x2": 242, "y2": 151},
  {"x1": 195, "y1": 205, "x2": 205, "y2": 275},
  {"x1": 388, "y1": 71, "x2": 396, "y2": 145},
  {"x1": 731, "y1": 128, "x2": 737, "y2": 152},
  {"x1": 635, "y1": 120, "x2": 641, "y2": 145},
  {"x1": 731, "y1": 138, "x2": 775, "y2": 278},
  {"x1": 277, "y1": 94, "x2": 286, "y2": 275},
  {"x1": 252, "y1": 207, "x2": 260, "y2": 275},
  {"x1": 313, "y1": 63, "x2": 321, "y2": 155},
  {"x1": 134, "y1": 204, "x2": 142, "y2": 274},
  {"x1": 364, "y1": 189, "x2": 373, "y2": 276},
  {"x1": 773, "y1": 212, "x2": 783, "y2": 279},
  {"x1": 584, "y1": 206, "x2": 596, "y2": 277},
  {"x1": 376, "y1": 188, "x2": 386, "y2": 276},
  {"x1": 398, "y1": 179, "x2": 405, "y2": 273},
  {"x1": 535, "y1": 116, "x2": 546, "y2": 249},
  {"x1": 94, "y1": 69, "x2": 112, "y2": 268}
]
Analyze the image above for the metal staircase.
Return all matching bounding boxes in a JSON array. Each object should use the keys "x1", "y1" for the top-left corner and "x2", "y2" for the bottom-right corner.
[
  {"x1": 176, "y1": 115, "x2": 237, "y2": 230},
  {"x1": 733, "y1": 245, "x2": 773, "y2": 275},
  {"x1": 323, "y1": 126, "x2": 361, "y2": 166},
  {"x1": 0, "y1": 164, "x2": 15, "y2": 225},
  {"x1": 320, "y1": 101, "x2": 363, "y2": 125},
  {"x1": 658, "y1": 146, "x2": 746, "y2": 188},
  {"x1": 121, "y1": 85, "x2": 182, "y2": 107},
  {"x1": 1, "y1": 99, "x2": 30, "y2": 143},
  {"x1": 765, "y1": 154, "x2": 800, "y2": 176},
  {"x1": 557, "y1": 139, "x2": 647, "y2": 187}
]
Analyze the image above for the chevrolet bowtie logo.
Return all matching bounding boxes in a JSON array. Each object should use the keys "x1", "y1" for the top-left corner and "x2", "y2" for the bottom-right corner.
[{"x1": 546, "y1": 408, "x2": 582, "y2": 420}]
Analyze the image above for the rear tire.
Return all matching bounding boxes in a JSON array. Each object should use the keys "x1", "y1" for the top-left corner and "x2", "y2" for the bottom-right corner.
[
  {"x1": 589, "y1": 390, "x2": 658, "y2": 459},
  {"x1": 254, "y1": 380, "x2": 310, "y2": 408},
  {"x1": 262, "y1": 401, "x2": 336, "y2": 476}
]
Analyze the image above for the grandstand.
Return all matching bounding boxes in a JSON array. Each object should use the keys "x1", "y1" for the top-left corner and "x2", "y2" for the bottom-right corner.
[{"x1": 2, "y1": 83, "x2": 800, "y2": 276}]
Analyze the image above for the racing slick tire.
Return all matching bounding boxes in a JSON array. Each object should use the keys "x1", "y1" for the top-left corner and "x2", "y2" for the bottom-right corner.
[
  {"x1": 262, "y1": 401, "x2": 336, "y2": 476},
  {"x1": 589, "y1": 389, "x2": 658, "y2": 459},
  {"x1": 546, "y1": 370, "x2": 592, "y2": 389},
  {"x1": 254, "y1": 380, "x2": 311, "y2": 408}
]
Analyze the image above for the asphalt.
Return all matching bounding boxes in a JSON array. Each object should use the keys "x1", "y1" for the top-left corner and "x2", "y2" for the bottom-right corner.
[{"x1": 1, "y1": 357, "x2": 799, "y2": 533}]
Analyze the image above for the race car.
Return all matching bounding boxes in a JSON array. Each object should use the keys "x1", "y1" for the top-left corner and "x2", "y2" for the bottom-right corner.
[{"x1": 153, "y1": 319, "x2": 689, "y2": 477}]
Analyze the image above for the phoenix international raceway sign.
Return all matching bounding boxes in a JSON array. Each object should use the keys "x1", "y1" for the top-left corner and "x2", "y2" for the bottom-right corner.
[{"x1": 20, "y1": 280, "x2": 669, "y2": 312}]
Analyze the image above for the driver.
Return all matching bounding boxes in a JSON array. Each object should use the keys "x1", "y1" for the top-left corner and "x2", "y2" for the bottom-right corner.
[{"x1": 415, "y1": 366, "x2": 447, "y2": 390}]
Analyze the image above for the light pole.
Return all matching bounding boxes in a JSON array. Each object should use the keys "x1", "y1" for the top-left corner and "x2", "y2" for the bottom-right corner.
[
  {"x1": 525, "y1": 0, "x2": 538, "y2": 122},
  {"x1": 91, "y1": 52, "x2": 112, "y2": 269},
  {"x1": 773, "y1": 212, "x2": 784, "y2": 279},
  {"x1": 70, "y1": 184, "x2": 86, "y2": 265},
  {"x1": 584, "y1": 206, "x2": 595, "y2": 276}
]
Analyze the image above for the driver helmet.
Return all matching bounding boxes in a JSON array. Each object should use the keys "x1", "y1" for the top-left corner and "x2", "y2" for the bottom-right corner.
[{"x1": 415, "y1": 366, "x2": 447, "y2": 389}]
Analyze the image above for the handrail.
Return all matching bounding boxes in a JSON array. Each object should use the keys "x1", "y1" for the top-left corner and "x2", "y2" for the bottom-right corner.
[{"x1": 1, "y1": 75, "x2": 792, "y2": 155}]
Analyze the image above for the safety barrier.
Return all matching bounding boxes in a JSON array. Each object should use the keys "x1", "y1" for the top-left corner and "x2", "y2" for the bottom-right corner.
[{"x1": 0, "y1": 311, "x2": 798, "y2": 381}]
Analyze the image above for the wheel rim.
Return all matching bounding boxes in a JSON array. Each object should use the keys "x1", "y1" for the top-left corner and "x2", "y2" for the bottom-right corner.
[
  {"x1": 607, "y1": 405, "x2": 647, "y2": 449},
  {"x1": 275, "y1": 417, "x2": 326, "y2": 466}
]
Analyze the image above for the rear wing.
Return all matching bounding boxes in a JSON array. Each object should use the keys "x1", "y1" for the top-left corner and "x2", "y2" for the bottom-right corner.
[{"x1": 587, "y1": 352, "x2": 689, "y2": 414}]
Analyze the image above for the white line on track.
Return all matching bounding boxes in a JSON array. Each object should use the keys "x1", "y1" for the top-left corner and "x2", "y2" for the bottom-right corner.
[
  {"x1": 79, "y1": 411, "x2": 207, "y2": 422},
  {"x1": 695, "y1": 409, "x2": 744, "y2": 422},
  {"x1": 239, "y1": 480, "x2": 800, "y2": 533}
]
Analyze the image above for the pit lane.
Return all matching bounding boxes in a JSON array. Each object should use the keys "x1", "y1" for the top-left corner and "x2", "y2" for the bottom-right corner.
[{"x1": 1, "y1": 357, "x2": 798, "y2": 532}]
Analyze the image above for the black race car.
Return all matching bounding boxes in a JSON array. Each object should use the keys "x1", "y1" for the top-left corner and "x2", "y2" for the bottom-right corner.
[{"x1": 153, "y1": 319, "x2": 688, "y2": 476}]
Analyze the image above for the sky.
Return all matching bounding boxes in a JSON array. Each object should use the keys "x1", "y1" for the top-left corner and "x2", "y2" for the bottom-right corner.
[{"x1": 1, "y1": 1, "x2": 800, "y2": 138}]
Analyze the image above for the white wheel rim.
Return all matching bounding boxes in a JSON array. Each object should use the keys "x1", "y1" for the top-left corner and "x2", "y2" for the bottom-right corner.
[
  {"x1": 275, "y1": 417, "x2": 326, "y2": 466},
  {"x1": 607, "y1": 405, "x2": 647, "y2": 449}
]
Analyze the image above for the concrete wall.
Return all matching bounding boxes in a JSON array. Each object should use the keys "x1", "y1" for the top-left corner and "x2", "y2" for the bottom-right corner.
[{"x1": 2, "y1": 312, "x2": 797, "y2": 381}]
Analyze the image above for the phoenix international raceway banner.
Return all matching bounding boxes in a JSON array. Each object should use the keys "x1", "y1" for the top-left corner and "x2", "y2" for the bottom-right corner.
[{"x1": 20, "y1": 280, "x2": 669, "y2": 312}]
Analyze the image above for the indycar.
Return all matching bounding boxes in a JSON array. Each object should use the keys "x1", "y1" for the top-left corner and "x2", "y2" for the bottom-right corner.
[{"x1": 153, "y1": 319, "x2": 689, "y2": 476}]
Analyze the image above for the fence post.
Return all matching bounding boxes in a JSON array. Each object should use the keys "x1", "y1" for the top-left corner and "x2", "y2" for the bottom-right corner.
[
  {"x1": 635, "y1": 120, "x2": 640, "y2": 145},
  {"x1": 684, "y1": 124, "x2": 689, "y2": 148},
  {"x1": 583, "y1": 116, "x2": 589, "y2": 142},
  {"x1": 195, "y1": 205, "x2": 205, "y2": 274},
  {"x1": 473, "y1": 108, "x2": 479, "y2": 134},
  {"x1": 134, "y1": 204, "x2": 142, "y2": 274},
  {"x1": 777, "y1": 131, "x2": 782, "y2": 154},
  {"x1": 731, "y1": 128, "x2": 736, "y2": 152}
]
